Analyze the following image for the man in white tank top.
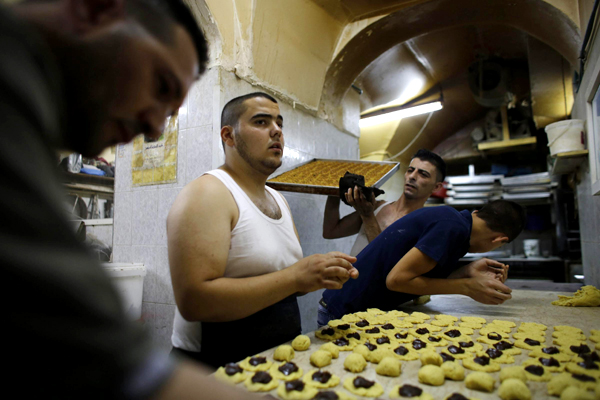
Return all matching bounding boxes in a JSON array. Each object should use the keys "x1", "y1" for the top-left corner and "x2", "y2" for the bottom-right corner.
[
  {"x1": 323, "y1": 149, "x2": 447, "y2": 256},
  {"x1": 167, "y1": 92, "x2": 359, "y2": 368}
]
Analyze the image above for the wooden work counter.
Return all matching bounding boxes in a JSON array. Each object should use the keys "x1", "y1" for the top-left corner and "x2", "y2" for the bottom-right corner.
[{"x1": 233, "y1": 290, "x2": 599, "y2": 399}]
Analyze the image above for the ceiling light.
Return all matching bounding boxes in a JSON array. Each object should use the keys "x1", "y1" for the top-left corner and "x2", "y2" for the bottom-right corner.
[{"x1": 359, "y1": 101, "x2": 443, "y2": 128}]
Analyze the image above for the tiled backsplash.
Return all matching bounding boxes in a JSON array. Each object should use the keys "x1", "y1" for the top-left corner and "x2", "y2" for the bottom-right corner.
[{"x1": 113, "y1": 66, "x2": 360, "y2": 352}]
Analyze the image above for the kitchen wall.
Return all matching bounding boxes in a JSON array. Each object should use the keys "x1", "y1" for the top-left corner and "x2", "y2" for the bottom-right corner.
[{"x1": 112, "y1": 67, "x2": 360, "y2": 353}]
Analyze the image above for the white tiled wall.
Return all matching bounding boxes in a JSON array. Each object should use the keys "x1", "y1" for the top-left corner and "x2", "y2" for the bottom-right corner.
[{"x1": 113, "y1": 66, "x2": 360, "y2": 352}]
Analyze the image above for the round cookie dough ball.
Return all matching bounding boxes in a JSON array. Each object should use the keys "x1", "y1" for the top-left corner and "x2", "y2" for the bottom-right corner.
[
  {"x1": 441, "y1": 361, "x2": 465, "y2": 381},
  {"x1": 376, "y1": 356, "x2": 402, "y2": 377},
  {"x1": 320, "y1": 342, "x2": 340, "y2": 359},
  {"x1": 498, "y1": 378, "x2": 531, "y2": 400},
  {"x1": 344, "y1": 353, "x2": 367, "y2": 373},
  {"x1": 292, "y1": 335, "x2": 311, "y2": 351},
  {"x1": 310, "y1": 350, "x2": 332, "y2": 368},
  {"x1": 500, "y1": 366, "x2": 527, "y2": 383},
  {"x1": 418, "y1": 364, "x2": 445, "y2": 386},
  {"x1": 465, "y1": 371, "x2": 496, "y2": 392},
  {"x1": 560, "y1": 386, "x2": 595, "y2": 400},
  {"x1": 369, "y1": 348, "x2": 396, "y2": 364},
  {"x1": 274, "y1": 344, "x2": 295, "y2": 362},
  {"x1": 420, "y1": 350, "x2": 443, "y2": 366},
  {"x1": 352, "y1": 344, "x2": 371, "y2": 360}
]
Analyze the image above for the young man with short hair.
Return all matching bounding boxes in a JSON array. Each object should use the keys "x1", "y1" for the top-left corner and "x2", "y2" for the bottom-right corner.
[
  {"x1": 318, "y1": 200, "x2": 526, "y2": 325},
  {"x1": 323, "y1": 149, "x2": 447, "y2": 256}
]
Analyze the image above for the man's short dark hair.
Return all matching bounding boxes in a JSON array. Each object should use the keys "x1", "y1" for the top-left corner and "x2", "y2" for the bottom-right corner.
[
  {"x1": 412, "y1": 148, "x2": 446, "y2": 182},
  {"x1": 126, "y1": 0, "x2": 209, "y2": 74},
  {"x1": 477, "y1": 200, "x2": 526, "y2": 242},
  {"x1": 221, "y1": 92, "x2": 278, "y2": 129}
]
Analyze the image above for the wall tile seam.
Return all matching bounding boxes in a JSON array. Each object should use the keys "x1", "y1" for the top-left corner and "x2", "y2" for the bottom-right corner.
[{"x1": 142, "y1": 301, "x2": 177, "y2": 306}]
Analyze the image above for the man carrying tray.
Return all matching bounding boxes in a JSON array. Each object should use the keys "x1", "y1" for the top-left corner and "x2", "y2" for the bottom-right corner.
[{"x1": 167, "y1": 92, "x2": 359, "y2": 368}]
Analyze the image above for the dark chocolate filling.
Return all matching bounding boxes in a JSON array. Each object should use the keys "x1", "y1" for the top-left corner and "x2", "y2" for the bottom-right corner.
[
  {"x1": 251, "y1": 371, "x2": 272, "y2": 384},
  {"x1": 578, "y1": 359, "x2": 600, "y2": 370},
  {"x1": 459, "y1": 341, "x2": 475, "y2": 348},
  {"x1": 336, "y1": 324, "x2": 350, "y2": 330},
  {"x1": 313, "y1": 391, "x2": 338, "y2": 400},
  {"x1": 278, "y1": 362, "x2": 299, "y2": 376},
  {"x1": 395, "y1": 332, "x2": 408, "y2": 339},
  {"x1": 494, "y1": 341, "x2": 513, "y2": 350},
  {"x1": 365, "y1": 342, "x2": 377, "y2": 351},
  {"x1": 382, "y1": 323, "x2": 395, "y2": 330},
  {"x1": 428, "y1": 336, "x2": 442, "y2": 342},
  {"x1": 447, "y1": 345, "x2": 465, "y2": 354},
  {"x1": 353, "y1": 376, "x2": 375, "y2": 389},
  {"x1": 376, "y1": 337, "x2": 391, "y2": 345},
  {"x1": 412, "y1": 339, "x2": 427, "y2": 350},
  {"x1": 347, "y1": 332, "x2": 360, "y2": 340},
  {"x1": 249, "y1": 356, "x2": 267, "y2": 366},
  {"x1": 225, "y1": 363, "x2": 243, "y2": 376},
  {"x1": 487, "y1": 332, "x2": 502, "y2": 341},
  {"x1": 312, "y1": 371, "x2": 332, "y2": 383},
  {"x1": 572, "y1": 373, "x2": 596, "y2": 382},
  {"x1": 525, "y1": 365, "x2": 544, "y2": 376},
  {"x1": 539, "y1": 357, "x2": 560, "y2": 367},
  {"x1": 416, "y1": 328, "x2": 430, "y2": 335},
  {"x1": 524, "y1": 338, "x2": 541, "y2": 346},
  {"x1": 486, "y1": 348, "x2": 503, "y2": 359},
  {"x1": 356, "y1": 319, "x2": 370, "y2": 327},
  {"x1": 333, "y1": 338, "x2": 349, "y2": 347},
  {"x1": 394, "y1": 346, "x2": 409, "y2": 356},
  {"x1": 570, "y1": 344, "x2": 591, "y2": 354},
  {"x1": 320, "y1": 328, "x2": 335, "y2": 336},
  {"x1": 445, "y1": 329, "x2": 461, "y2": 338},
  {"x1": 398, "y1": 384, "x2": 423, "y2": 397},
  {"x1": 441, "y1": 352, "x2": 456, "y2": 362},
  {"x1": 542, "y1": 346, "x2": 560, "y2": 354},
  {"x1": 580, "y1": 352, "x2": 600, "y2": 363},
  {"x1": 365, "y1": 327, "x2": 380, "y2": 334},
  {"x1": 473, "y1": 356, "x2": 490, "y2": 366},
  {"x1": 285, "y1": 380, "x2": 305, "y2": 392},
  {"x1": 447, "y1": 394, "x2": 469, "y2": 400}
]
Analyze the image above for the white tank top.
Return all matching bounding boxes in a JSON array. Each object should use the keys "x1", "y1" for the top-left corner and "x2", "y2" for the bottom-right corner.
[
  {"x1": 171, "y1": 169, "x2": 303, "y2": 351},
  {"x1": 349, "y1": 201, "x2": 393, "y2": 257}
]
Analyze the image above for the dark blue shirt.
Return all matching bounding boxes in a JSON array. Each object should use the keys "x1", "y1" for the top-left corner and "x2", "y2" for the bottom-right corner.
[{"x1": 323, "y1": 206, "x2": 472, "y2": 318}]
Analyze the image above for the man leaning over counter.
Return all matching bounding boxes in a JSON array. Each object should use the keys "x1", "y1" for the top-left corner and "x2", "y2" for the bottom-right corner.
[
  {"x1": 167, "y1": 92, "x2": 359, "y2": 369},
  {"x1": 2, "y1": 0, "x2": 264, "y2": 398}
]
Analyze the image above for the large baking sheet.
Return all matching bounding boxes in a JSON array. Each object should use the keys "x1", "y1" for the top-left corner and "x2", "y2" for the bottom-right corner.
[{"x1": 266, "y1": 159, "x2": 400, "y2": 196}]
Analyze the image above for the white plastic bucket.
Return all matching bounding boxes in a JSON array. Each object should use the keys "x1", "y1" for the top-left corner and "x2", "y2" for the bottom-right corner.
[
  {"x1": 545, "y1": 119, "x2": 585, "y2": 156},
  {"x1": 523, "y1": 239, "x2": 540, "y2": 257},
  {"x1": 102, "y1": 263, "x2": 146, "y2": 320}
]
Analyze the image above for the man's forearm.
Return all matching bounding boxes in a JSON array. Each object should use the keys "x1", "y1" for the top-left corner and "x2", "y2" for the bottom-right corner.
[
  {"x1": 361, "y1": 213, "x2": 381, "y2": 242},
  {"x1": 387, "y1": 275, "x2": 469, "y2": 296},
  {"x1": 323, "y1": 196, "x2": 341, "y2": 238},
  {"x1": 178, "y1": 268, "x2": 299, "y2": 323}
]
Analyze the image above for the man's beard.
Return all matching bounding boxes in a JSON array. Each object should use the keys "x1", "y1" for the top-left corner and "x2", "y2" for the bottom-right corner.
[{"x1": 234, "y1": 131, "x2": 282, "y2": 175}]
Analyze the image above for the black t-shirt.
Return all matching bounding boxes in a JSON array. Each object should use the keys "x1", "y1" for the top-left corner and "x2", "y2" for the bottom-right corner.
[
  {"x1": 323, "y1": 207, "x2": 472, "y2": 318},
  {"x1": 0, "y1": 6, "x2": 174, "y2": 398}
]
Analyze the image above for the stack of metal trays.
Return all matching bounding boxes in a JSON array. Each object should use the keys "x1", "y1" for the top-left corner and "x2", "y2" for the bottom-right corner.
[
  {"x1": 266, "y1": 159, "x2": 400, "y2": 196},
  {"x1": 444, "y1": 175, "x2": 503, "y2": 205},
  {"x1": 500, "y1": 172, "x2": 555, "y2": 201}
]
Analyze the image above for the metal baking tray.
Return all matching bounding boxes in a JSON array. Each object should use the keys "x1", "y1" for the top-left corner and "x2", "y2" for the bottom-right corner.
[{"x1": 266, "y1": 158, "x2": 400, "y2": 196}]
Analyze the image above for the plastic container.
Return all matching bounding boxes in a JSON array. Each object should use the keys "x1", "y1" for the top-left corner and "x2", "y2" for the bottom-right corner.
[
  {"x1": 523, "y1": 239, "x2": 540, "y2": 258},
  {"x1": 102, "y1": 263, "x2": 146, "y2": 320},
  {"x1": 545, "y1": 119, "x2": 586, "y2": 156}
]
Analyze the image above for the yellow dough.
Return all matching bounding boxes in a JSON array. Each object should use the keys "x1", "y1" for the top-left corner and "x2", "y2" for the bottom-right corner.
[
  {"x1": 239, "y1": 355, "x2": 272, "y2": 371},
  {"x1": 389, "y1": 384, "x2": 434, "y2": 399},
  {"x1": 244, "y1": 371, "x2": 279, "y2": 392},
  {"x1": 513, "y1": 332, "x2": 546, "y2": 341},
  {"x1": 352, "y1": 344, "x2": 371, "y2": 360},
  {"x1": 343, "y1": 376, "x2": 384, "y2": 397},
  {"x1": 292, "y1": 335, "x2": 311, "y2": 351},
  {"x1": 554, "y1": 325, "x2": 584, "y2": 334},
  {"x1": 375, "y1": 356, "x2": 402, "y2": 377},
  {"x1": 565, "y1": 361, "x2": 600, "y2": 377},
  {"x1": 523, "y1": 357, "x2": 565, "y2": 372},
  {"x1": 547, "y1": 372, "x2": 598, "y2": 395},
  {"x1": 431, "y1": 319, "x2": 454, "y2": 327},
  {"x1": 415, "y1": 323, "x2": 443, "y2": 332},
  {"x1": 277, "y1": 380, "x2": 319, "y2": 400},
  {"x1": 270, "y1": 361, "x2": 304, "y2": 381},
  {"x1": 343, "y1": 353, "x2": 367, "y2": 373},
  {"x1": 214, "y1": 363, "x2": 247, "y2": 384},
  {"x1": 523, "y1": 364, "x2": 553, "y2": 381},
  {"x1": 514, "y1": 338, "x2": 544, "y2": 350},
  {"x1": 420, "y1": 350, "x2": 443, "y2": 366},
  {"x1": 302, "y1": 369, "x2": 340, "y2": 389},
  {"x1": 367, "y1": 308, "x2": 385, "y2": 315},
  {"x1": 390, "y1": 344, "x2": 420, "y2": 361},
  {"x1": 341, "y1": 313, "x2": 362, "y2": 323},
  {"x1": 441, "y1": 361, "x2": 465, "y2": 381},
  {"x1": 493, "y1": 320, "x2": 517, "y2": 328},
  {"x1": 435, "y1": 314, "x2": 459, "y2": 322},
  {"x1": 463, "y1": 355, "x2": 501, "y2": 372},
  {"x1": 319, "y1": 342, "x2": 340, "y2": 359},
  {"x1": 560, "y1": 386, "x2": 595, "y2": 400},
  {"x1": 310, "y1": 350, "x2": 332, "y2": 368},
  {"x1": 480, "y1": 349, "x2": 515, "y2": 364},
  {"x1": 552, "y1": 285, "x2": 600, "y2": 307},
  {"x1": 498, "y1": 378, "x2": 531, "y2": 400},
  {"x1": 465, "y1": 371, "x2": 496, "y2": 392},
  {"x1": 489, "y1": 340, "x2": 521, "y2": 356},
  {"x1": 519, "y1": 322, "x2": 547, "y2": 331},
  {"x1": 392, "y1": 330, "x2": 415, "y2": 343},
  {"x1": 450, "y1": 340, "x2": 484, "y2": 353},
  {"x1": 274, "y1": 345, "x2": 296, "y2": 362},
  {"x1": 418, "y1": 364, "x2": 445, "y2": 386},
  {"x1": 368, "y1": 347, "x2": 396, "y2": 364},
  {"x1": 459, "y1": 321, "x2": 484, "y2": 329},
  {"x1": 500, "y1": 366, "x2": 527, "y2": 383},
  {"x1": 311, "y1": 390, "x2": 356, "y2": 400},
  {"x1": 477, "y1": 332, "x2": 510, "y2": 346},
  {"x1": 481, "y1": 324, "x2": 512, "y2": 334},
  {"x1": 461, "y1": 316, "x2": 486, "y2": 324}
]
